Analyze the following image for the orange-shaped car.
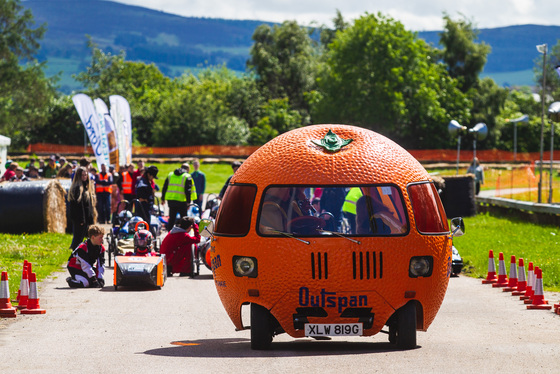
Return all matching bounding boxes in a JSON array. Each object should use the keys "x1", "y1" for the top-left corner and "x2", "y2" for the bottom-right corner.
[{"x1": 209, "y1": 124, "x2": 464, "y2": 350}]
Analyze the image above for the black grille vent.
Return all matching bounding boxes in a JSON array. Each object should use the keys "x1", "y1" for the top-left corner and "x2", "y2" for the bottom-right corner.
[
  {"x1": 352, "y1": 251, "x2": 383, "y2": 280},
  {"x1": 310, "y1": 252, "x2": 328, "y2": 279}
]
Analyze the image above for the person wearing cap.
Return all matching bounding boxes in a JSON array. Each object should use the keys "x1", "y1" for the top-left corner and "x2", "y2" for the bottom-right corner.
[
  {"x1": 10, "y1": 166, "x2": 28, "y2": 182},
  {"x1": 160, "y1": 216, "x2": 201, "y2": 276},
  {"x1": 42, "y1": 155, "x2": 59, "y2": 178},
  {"x1": 1, "y1": 161, "x2": 16, "y2": 182},
  {"x1": 135, "y1": 165, "x2": 159, "y2": 223},
  {"x1": 219, "y1": 161, "x2": 242, "y2": 199},
  {"x1": 161, "y1": 162, "x2": 195, "y2": 230},
  {"x1": 95, "y1": 163, "x2": 113, "y2": 224}
]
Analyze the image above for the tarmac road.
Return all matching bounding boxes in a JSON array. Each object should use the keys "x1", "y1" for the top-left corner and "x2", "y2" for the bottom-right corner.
[{"x1": 1, "y1": 264, "x2": 560, "y2": 373}]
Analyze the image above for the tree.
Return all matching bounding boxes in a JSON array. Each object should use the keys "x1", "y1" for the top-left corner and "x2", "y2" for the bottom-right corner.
[
  {"x1": 439, "y1": 14, "x2": 491, "y2": 93},
  {"x1": 248, "y1": 21, "x2": 319, "y2": 123},
  {"x1": 74, "y1": 40, "x2": 174, "y2": 145},
  {"x1": 492, "y1": 88, "x2": 544, "y2": 152},
  {"x1": 0, "y1": 0, "x2": 56, "y2": 148},
  {"x1": 151, "y1": 68, "x2": 251, "y2": 146},
  {"x1": 319, "y1": 10, "x2": 349, "y2": 48},
  {"x1": 314, "y1": 12, "x2": 470, "y2": 149}
]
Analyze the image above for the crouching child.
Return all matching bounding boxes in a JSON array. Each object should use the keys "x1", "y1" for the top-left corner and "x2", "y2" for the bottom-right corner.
[{"x1": 67, "y1": 224, "x2": 106, "y2": 288}]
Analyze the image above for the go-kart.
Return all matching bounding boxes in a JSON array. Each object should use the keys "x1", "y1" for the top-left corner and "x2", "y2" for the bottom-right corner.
[
  {"x1": 113, "y1": 254, "x2": 167, "y2": 290},
  {"x1": 106, "y1": 199, "x2": 164, "y2": 265}
]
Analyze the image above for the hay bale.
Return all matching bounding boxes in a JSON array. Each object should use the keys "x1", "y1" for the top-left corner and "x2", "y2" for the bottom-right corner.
[
  {"x1": 43, "y1": 179, "x2": 67, "y2": 233},
  {"x1": 0, "y1": 179, "x2": 71, "y2": 234}
]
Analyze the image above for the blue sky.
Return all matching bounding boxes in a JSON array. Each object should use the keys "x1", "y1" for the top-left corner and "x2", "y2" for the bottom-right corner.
[{"x1": 113, "y1": 0, "x2": 560, "y2": 31}]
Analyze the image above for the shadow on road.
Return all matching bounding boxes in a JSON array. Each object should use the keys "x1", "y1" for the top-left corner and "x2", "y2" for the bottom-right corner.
[{"x1": 142, "y1": 337, "x2": 419, "y2": 357}]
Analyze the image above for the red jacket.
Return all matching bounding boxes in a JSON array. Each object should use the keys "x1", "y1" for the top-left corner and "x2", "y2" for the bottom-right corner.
[{"x1": 160, "y1": 224, "x2": 201, "y2": 273}]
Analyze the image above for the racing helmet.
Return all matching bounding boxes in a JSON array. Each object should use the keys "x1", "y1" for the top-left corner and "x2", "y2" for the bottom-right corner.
[
  {"x1": 133, "y1": 229, "x2": 153, "y2": 254},
  {"x1": 118, "y1": 210, "x2": 132, "y2": 223},
  {"x1": 128, "y1": 216, "x2": 144, "y2": 232}
]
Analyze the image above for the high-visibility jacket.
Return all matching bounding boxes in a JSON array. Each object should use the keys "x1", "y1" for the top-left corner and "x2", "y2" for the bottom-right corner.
[
  {"x1": 121, "y1": 172, "x2": 133, "y2": 194},
  {"x1": 165, "y1": 172, "x2": 196, "y2": 202},
  {"x1": 342, "y1": 187, "x2": 363, "y2": 215},
  {"x1": 95, "y1": 173, "x2": 112, "y2": 194}
]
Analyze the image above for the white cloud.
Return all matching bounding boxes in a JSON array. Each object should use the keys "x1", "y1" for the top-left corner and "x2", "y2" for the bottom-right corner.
[{"x1": 113, "y1": 0, "x2": 560, "y2": 30}]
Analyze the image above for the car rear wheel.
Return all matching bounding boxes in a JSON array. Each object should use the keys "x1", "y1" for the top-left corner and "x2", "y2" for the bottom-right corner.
[{"x1": 250, "y1": 303, "x2": 273, "y2": 350}]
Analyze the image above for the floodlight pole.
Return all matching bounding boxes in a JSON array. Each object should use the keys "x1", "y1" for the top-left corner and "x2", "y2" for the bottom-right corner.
[
  {"x1": 513, "y1": 122, "x2": 517, "y2": 161},
  {"x1": 537, "y1": 44, "x2": 547, "y2": 203},
  {"x1": 549, "y1": 120, "x2": 554, "y2": 203},
  {"x1": 456, "y1": 135, "x2": 461, "y2": 175}
]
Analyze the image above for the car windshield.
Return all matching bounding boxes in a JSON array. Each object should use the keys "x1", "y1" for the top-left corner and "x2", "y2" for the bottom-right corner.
[{"x1": 257, "y1": 185, "x2": 408, "y2": 237}]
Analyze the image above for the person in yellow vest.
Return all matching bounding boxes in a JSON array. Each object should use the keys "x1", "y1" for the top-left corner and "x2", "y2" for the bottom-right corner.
[
  {"x1": 342, "y1": 187, "x2": 363, "y2": 234},
  {"x1": 161, "y1": 163, "x2": 195, "y2": 230},
  {"x1": 95, "y1": 163, "x2": 113, "y2": 224}
]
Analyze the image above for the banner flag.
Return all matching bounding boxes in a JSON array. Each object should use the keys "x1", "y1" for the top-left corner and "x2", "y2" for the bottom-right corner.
[
  {"x1": 72, "y1": 94, "x2": 110, "y2": 167},
  {"x1": 94, "y1": 98, "x2": 119, "y2": 167},
  {"x1": 109, "y1": 95, "x2": 132, "y2": 166}
]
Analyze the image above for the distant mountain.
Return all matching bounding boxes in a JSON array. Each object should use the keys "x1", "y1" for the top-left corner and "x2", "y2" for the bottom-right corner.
[{"x1": 23, "y1": 0, "x2": 560, "y2": 92}]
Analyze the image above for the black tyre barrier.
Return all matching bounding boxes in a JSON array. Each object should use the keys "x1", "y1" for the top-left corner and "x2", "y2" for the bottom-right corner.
[{"x1": 0, "y1": 179, "x2": 71, "y2": 234}]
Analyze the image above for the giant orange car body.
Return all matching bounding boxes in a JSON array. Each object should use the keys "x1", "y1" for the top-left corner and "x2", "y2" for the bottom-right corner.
[{"x1": 210, "y1": 124, "x2": 457, "y2": 349}]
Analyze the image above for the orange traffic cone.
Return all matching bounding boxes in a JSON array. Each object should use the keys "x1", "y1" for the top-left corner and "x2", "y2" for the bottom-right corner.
[
  {"x1": 492, "y1": 252, "x2": 509, "y2": 288},
  {"x1": 16, "y1": 260, "x2": 28, "y2": 303},
  {"x1": 16, "y1": 269, "x2": 29, "y2": 310},
  {"x1": 503, "y1": 255, "x2": 518, "y2": 292},
  {"x1": 520, "y1": 262, "x2": 534, "y2": 300},
  {"x1": 0, "y1": 271, "x2": 17, "y2": 318},
  {"x1": 21, "y1": 272, "x2": 46, "y2": 315},
  {"x1": 481, "y1": 250, "x2": 498, "y2": 284},
  {"x1": 524, "y1": 266, "x2": 539, "y2": 304},
  {"x1": 526, "y1": 268, "x2": 552, "y2": 310},
  {"x1": 512, "y1": 258, "x2": 527, "y2": 296}
]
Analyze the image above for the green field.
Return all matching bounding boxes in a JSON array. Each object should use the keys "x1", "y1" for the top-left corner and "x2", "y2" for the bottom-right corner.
[{"x1": 454, "y1": 213, "x2": 560, "y2": 291}]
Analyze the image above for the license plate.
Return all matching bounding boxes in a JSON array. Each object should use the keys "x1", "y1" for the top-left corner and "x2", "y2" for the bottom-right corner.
[{"x1": 305, "y1": 323, "x2": 363, "y2": 336}]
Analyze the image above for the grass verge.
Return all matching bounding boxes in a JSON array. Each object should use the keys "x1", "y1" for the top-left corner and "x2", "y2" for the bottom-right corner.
[
  {"x1": 0, "y1": 233, "x2": 71, "y2": 303},
  {"x1": 453, "y1": 212, "x2": 560, "y2": 292}
]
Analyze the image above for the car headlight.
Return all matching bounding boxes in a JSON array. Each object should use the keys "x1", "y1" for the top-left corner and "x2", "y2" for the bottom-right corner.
[
  {"x1": 409, "y1": 256, "x2": 433, "y2": 278},
  {"x1": 232, "y1": 256, "x2": 258, "y2": 278}
]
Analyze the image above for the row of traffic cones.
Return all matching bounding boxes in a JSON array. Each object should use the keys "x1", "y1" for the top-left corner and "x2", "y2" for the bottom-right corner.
[
  {"x1": 0, "y1": 260, "x2": 46, "y2": 318},
  {"x1": 482, "y1": 250, "x2": 557, "y2": 311}
]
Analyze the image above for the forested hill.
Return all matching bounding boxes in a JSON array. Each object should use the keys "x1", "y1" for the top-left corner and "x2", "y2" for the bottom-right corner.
[{"x1": 24, "y1": 0, "x2": 560, "y2": 91}]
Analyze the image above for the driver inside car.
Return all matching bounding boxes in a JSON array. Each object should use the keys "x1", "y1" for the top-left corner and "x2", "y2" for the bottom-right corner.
[{"x1": 259, "y1": 188, "x2": 317, "y2": 234}]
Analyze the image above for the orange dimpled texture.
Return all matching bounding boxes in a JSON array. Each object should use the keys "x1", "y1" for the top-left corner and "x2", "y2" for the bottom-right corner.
[{"x1": 212, "y1": 124, "x2": 450, "y2": 337}]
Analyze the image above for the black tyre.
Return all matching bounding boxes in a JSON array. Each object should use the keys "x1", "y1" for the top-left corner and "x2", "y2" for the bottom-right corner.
[
  {"x1": 250, "y1": 303, "x2": 273, "y2": 350},
  {"x1": 107, "y1": 232, "x2": 116, "y2": 266},
  {"x1": 395, "y1": 302, "x2": 417, "y2": 350}
]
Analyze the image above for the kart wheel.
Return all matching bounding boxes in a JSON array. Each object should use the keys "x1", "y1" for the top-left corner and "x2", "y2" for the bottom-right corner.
[
  {"x1": 107, "y1": 232, "x2": 116, "y2": 267},
  {"x1": 395, "y1": 302, "x2": 417, "y2": 350},
  {"x1": 251, "y1": 303, "x2": 273, "y2": 350},
  {"x1": 452, "y1": 265, "x2": 463, "y2": 275}
]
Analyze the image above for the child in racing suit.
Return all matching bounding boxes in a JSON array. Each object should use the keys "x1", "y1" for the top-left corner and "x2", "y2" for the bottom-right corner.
[{"x1": 66, "y1": 224, "x2": 106, "y2": 288}]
